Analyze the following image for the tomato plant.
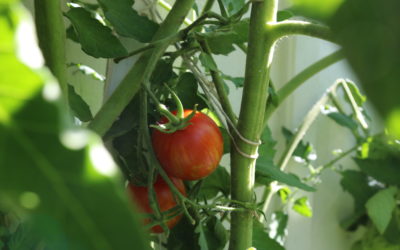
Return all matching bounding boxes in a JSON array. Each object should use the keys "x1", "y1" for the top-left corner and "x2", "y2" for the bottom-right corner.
[
  {"x1": 3, "y1": 0, "x2": 400, "y2": 249},
  {"x1": 128, "y1": 176, "x2": 186, "y2": 233},
  {"x1": 152, "y1": 110, "x2": 223, "y2": 180}
]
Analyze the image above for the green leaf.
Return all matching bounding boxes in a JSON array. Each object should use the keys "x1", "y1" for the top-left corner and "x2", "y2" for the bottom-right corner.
[
  {"x1": 345, "y1": 81, "x2": 366, "y2": 106},
  {"x1": 272, "y1": 211, "x2": 288, "y2": 242},
  {"x1": 293, "y1": 196, "x2": 313, "y2": 217},
  {"x1": 195, "y1": 223, "x2": 209, "y2": 250},
  {"x1": 68, "y1": 85, "x2": 93, "y2": 122},
  {"x1": 200, "y1": 19, "x2": 249, "y2": 55},
  {"x1": 64, "y1": 7, "x2": 128, "y2": 58},
  {"x1": 351, "y1": 221, "x2": 400, "y2": 250},
  {"x1": 175, "y1": 72, "x2": 207, "y2": 110},
  {"x1": 97, "y1": 0, "x2": 159, "y2": 43},
  {"x1": 289, "y1": 0, "x2": 344, "y2": 21},
  {"x1": 277, "y1": 10, "x2": 294, "y2": 21},
  {"x1": 201, "y1": 31, "x2": 236, "y2": 55},
  {"x1": 366, "y1": 187, "x2": 397, "y2": 234},
  {"x1": 203, "y1": 217, "x2": 228, "y2": 250},
  {"x1": 221, "y1": 74, "x2": 244, "y2": 88},
  {"x1": 326, "y1": 112, "x2": 358, "y2": 130},
  {"x1": 198, "y1": 167, "x2": 230, "y2": 200},
  {"x1": 199, "y1": 53, "x2": 218, "y2": 71},
  {"x1": 252, "y1": 220, "x2": 284, "y2": 250},
  {"x1": 282, "y1": 127, "x2": 315, "y2": 162},
  {"x1": 151, "y1": 59, "x2": 174, "y2": 86},
  {"x1": 277, "y1": 187, "x2": 291, "y2": 204},
  {"x1": 355, "y1": 157, "x2": 400, "y2": 186},
  {"x1": 66, "y1": 25, "x2": 79, "y2": 43},
  {"x1": 221, "y1": 0, "x2": 245, "y2": 15},
  {"x1": 256, "y1": 127, "x2": 315, "y2": 191},
  {"x1": 340, "y1": 170, "x2": 378, "y2": 212},
  {"x1": 331, "y1": 0, "x2": 400, "y2": 138},
  {"x1": 382, "y1": 208, "x2": 400, "y2": 245},
  {"x1": 167, "y1": 217, "x2": 200, "y2": 250},
  {"x1": 257, "y1": 164, "x2": 315, "y2": 192},
  {"x1": 0, "y1": 50, "x2": 149, "y2": 250}
]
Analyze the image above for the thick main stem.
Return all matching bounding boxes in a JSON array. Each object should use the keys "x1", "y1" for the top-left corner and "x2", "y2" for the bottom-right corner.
[
  {"x1": 229, "y1": 1, "x2": 277, "y2": 249},
  {"x1": 34, "y1": 0, "x2": 68, "y2": 105},
  {"x1": 88, "y1": 0, "x2": 195, "y2": 136}
]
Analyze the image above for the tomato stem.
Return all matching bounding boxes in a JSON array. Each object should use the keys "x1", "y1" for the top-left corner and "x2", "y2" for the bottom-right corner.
[{"x1": 229, "y1": 0, "x2": 278, "y2": 249}]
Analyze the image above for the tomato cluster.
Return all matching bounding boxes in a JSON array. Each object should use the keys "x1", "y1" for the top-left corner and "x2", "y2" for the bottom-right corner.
[{"x1": 128, "y1": 110, "x2": 223, "y2": 233}]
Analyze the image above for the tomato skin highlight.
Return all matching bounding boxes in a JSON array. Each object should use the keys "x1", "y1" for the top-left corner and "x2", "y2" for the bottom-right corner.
[
  {"x1": 127, "y1": 176, "x2": 186, "y2": 233},
  {"x1": 152, "y1": 110, "x2": 224, "y2": 180}
]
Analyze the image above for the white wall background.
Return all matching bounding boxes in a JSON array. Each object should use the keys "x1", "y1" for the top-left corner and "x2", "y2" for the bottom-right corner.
[{"x1": 31, "y1": 0, "x2": 377, "y2": 249}]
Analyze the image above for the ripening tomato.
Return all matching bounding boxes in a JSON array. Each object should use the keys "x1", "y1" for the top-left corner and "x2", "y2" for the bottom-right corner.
[
  {"x1": 152, "y1": 110, "x2": 223, "y2": 180},
  {"x1": 127, "y1": 176, "x2": 186, "y2": 233}
]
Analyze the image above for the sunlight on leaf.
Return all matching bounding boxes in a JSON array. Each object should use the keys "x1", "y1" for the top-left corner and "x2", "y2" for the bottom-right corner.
[
  {"x1": 366, "y1": 187, "x2": 397, "y2": 234},
  {"x1": 293, "y1": 196, "x2": 312, "y2": 217}
]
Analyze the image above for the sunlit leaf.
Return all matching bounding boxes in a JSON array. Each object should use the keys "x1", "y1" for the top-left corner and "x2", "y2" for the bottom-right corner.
[
  {"x1": 366, "y1": 187, "x2": 397, "y2": 234},
  {"x1": 293, "y1": 196, "x2": 312, "y2": 217}
]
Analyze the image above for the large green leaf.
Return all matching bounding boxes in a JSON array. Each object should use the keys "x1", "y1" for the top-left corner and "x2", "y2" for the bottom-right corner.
[
  {"x1": 331, "y1": 0, "x2": 400, "y2": 138},
  {"x1": 97, "y1": 0, "x2": 159, "y2": 43},
  {"x1": 0, "y1": 21, "x2": 149, "y2": 248},
  {"x1": 64, "y1": 7, "x2": 128, "y2": 58},
  {"x1": 366, "y1": 187, "x2": 397, "y2": 234}
]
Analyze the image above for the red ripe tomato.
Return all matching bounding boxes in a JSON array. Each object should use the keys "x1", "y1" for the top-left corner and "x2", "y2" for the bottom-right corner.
[
  {"x1": 127, "y1": 176, "x2": 186, "y2": 233},
  {"x1": 152, "y1": 110, "x2": 223, "y2": 180}
]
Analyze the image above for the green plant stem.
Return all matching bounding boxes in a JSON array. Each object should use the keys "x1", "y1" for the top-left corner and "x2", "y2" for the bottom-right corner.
[
  {"x1": 201, "y1": 0, "x2": 216, "y2": 15},
  {"x1": 34, "y1": 0, "x2": 68, "y2": 105},
  {"x1": 198, "y1": 39, "x2": 237, "y2": 125},
  {"x1": 340, "y1": 80, "x2": 369, "y2": 132},
  {"x1": 229, "y1": 0, "x2": 277, "y2": 249},
  {"x1": 271, "y1": 20, "x2": 335, "y2": 43},
  {"x1": 263, "y1": 50, "x2": 344, "y2": 124},
  {"x1": 88, "y1": 0, "x2": 195, "y2": 136},
  {"x1": 260, "y1": 81, "x2": 340, "y2": 222}
]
